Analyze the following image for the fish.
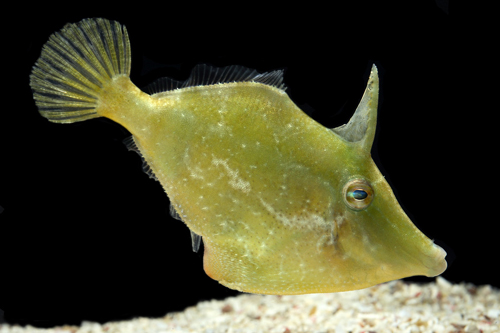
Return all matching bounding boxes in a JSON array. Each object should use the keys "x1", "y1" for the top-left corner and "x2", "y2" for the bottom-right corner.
[{"x1": 30, "y1": 18, "x2": 447, "y2": 295}]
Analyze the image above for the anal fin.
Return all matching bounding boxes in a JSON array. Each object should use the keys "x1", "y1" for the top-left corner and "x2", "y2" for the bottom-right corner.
[
  {"x1": 123, "y1": 136, "x2": 158, "y2": 181},
  {"x1": 125, "y1": 136, "x2": 203, "y2": 253}
]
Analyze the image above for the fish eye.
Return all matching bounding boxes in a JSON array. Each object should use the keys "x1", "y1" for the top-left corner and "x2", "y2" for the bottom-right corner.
[
  {"x1": 352, "y1": 189, "x2": 368, "y2": 200},
  {"x1": 343, "y1": 179, "x2": 374, "y2": 210}
]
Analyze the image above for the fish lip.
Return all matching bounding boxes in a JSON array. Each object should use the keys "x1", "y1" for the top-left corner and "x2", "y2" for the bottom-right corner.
[{"x1": 423, "y1": 243, "x2": 448, "y2": 277}]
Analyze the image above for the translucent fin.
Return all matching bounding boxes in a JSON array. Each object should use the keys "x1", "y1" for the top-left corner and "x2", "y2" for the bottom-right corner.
[
  {"x1": 168, "y1": 203, "x2": 202, "y2": 252},
  {"x1": 123, "y1": 136, "x2": 158, "y2": 181},
  {"x1": 169, "y1": 202, "x2": 182, "y2": 221},
  {"x1": 30, "y1": 18, "x2": 131, "y2": 123},
  {"x1": 146, "y1": 77, "x2": 184, "y2": 94},
  {"x1": 190, "y1": 230, "x2": 202, "y2": 253},
  {"x1": 146, "y1": 64, "x2": 286, "y2": 95}
]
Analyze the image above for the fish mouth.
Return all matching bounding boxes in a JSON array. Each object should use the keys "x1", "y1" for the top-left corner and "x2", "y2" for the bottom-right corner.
[
  {"x1": 422, "y1": 242, "x2": 448, "y2": 277},
  {"x1": 364, "y1": 199, "x2": 448, "y2": 279}
]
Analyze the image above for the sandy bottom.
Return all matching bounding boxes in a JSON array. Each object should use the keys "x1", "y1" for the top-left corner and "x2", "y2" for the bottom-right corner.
[{"x1": 1, "y1": 277, "x2": 499, "y2": 333}]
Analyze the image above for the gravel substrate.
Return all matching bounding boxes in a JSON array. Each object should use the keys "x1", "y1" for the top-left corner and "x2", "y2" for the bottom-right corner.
[{"x1": 1, "y1": 277, "x2": 499, "y2": 333}]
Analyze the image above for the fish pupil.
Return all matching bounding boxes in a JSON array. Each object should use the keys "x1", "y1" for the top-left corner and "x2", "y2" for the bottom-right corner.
[{"x1": 352, "y1": 189, "x2": 368, "y2": 200}]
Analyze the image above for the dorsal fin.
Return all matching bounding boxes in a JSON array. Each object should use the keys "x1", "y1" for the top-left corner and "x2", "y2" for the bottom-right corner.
[
  {"x1": 123, "y1": 136, "x2": 158, "y2": 181},
  {"x1": 145, "y1": 64, "x2": 286, "y2": 95}
]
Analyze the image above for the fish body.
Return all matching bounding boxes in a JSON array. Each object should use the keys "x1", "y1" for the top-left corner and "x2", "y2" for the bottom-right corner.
[{"x1": 30, "y1": 18, "x2": 447, "y2": 294}]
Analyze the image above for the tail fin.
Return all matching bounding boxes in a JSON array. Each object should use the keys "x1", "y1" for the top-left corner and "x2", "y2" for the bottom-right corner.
[{"x1": 30, "y1": 18, "x2": 131, "y2": 123}]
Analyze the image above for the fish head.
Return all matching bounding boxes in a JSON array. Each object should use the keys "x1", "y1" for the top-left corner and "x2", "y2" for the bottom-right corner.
[
  {"x1": 202, "y1": 65, "x2": 446, "y2": 294},
  {"x1": 329, "y1": 151, "x2": 448, "y2": 290},
  {"x1": 324, "y1": 64, "x2": 447, "y2": 291}
]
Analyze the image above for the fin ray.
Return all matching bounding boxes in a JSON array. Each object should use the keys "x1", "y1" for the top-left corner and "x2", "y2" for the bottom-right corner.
[
  {"x1": 190, "y1": 231, "x2": 202, "y2": 253},
  {"x1": 30, "y1": 18, "x2": 131, "y2": 123},
  {"x1": 169, "y1": 202, "x2": 182, "y2": 221},
  {"x1": 146, "y1": 64, "x2": 285, "y2": 95},
  {"x1": 124, "y1": 136, "x2": 158, "y2": 181},
  {"x1": 168, "y1": 202, "x2": 202, "y2": 252}
]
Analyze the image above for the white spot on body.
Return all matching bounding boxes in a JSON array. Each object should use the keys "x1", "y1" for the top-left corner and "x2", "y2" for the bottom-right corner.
[
  {"x1": 258, "y1": 197, "x2": 337, "y2": 251},
  {"x1": 212, "y1": 156, "x2": 251, "y2": 193}
]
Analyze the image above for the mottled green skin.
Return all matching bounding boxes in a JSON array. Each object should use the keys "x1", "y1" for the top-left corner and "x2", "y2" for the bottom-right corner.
[
  {"x1": 30, "y1": 17, "x2": 446, "y2": 294},
  {"x1": 103, "y1": 70, "x2": 446, "y2": 294}
]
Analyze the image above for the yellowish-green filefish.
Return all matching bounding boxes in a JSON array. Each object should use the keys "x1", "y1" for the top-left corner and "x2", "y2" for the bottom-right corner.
[{"x1": 30, "y1": 18, "x2": 447, "y2": 295}]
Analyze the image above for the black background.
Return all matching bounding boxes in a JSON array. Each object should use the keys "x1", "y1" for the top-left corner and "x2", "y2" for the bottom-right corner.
[{"x1": 2, "y1": 1, "x2": 497, "y2": 328}]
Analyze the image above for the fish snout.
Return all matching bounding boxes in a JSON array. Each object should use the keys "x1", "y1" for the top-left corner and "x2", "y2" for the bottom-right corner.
[{"x1": 421, "y1": 242, "x2": 448, "y2": 277}]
